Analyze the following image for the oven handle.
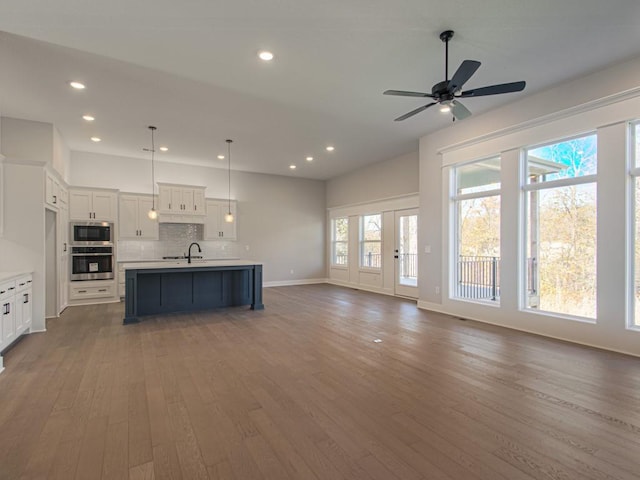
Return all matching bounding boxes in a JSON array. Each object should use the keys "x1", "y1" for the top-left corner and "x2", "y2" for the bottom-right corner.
[{"x1": 71, "y1": 253, "x2": 114, "y2": 256}]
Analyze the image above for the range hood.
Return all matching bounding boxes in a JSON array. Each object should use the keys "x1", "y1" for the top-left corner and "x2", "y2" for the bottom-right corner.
[{"x1": 158, "y1": 214, "x2": 205, "y2": 224}]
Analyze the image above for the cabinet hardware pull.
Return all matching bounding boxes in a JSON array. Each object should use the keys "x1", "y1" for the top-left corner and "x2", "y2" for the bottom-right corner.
[
  {"x1": 24, "y1": 294, "x2": 29, "y2": 304},
  {"x1": 98, "y1": 289, "x2": 107, "y2": 292},
  {"x1": 169, "y1": 203, "x2": 171, "y2": 209},
  {"x1": 0, "y1": 290, "x2": 5, "y2": 294},
  {"x1": 19, "y1": 283, "x2": 25, "y2": 286},
  {"x1": 53, "y1": 195, "x2": 57, "y2": 204},
  {"x1": 27, "y1": 280, "x2": 32, "y2": 284},
  {"x1": 78, "y1": 290, "x2": 87, "y2": 293},
  {"x1": 64, "y1": 243, "x2": 67, "y2": 252},
  {"x1": 8, "y1": 287, "x2": 14, "y2": 291}
]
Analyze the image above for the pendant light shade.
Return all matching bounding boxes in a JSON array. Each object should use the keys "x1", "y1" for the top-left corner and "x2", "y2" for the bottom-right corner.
[
  {"x1": 225, "y1": 139, "x2": 234, "y2": 223},
  {"x1": 146, "y1": 126, "x2": 158, "y2": 220}
]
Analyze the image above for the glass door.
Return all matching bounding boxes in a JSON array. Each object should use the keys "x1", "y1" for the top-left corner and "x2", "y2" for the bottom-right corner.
[{"x1": 394, "y1": 209, "x2": 418, "y2": 298}]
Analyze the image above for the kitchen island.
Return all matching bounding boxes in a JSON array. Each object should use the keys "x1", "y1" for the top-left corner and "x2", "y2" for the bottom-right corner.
[{"x1": 122, "y1": 260, "x2": 263, "y2": 324}]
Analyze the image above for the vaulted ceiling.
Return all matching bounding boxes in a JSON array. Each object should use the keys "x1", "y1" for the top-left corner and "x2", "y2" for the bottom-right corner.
[{"x1": 1, "y1": 1, "x2": 640, "y2": 179}]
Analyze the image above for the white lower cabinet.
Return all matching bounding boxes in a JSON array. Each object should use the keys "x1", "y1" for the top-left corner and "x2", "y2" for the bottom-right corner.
[
  {"x1": 1, "y1": 273, "x2": 33, "y2": 372},
  {"x1": 70, "y1": 281, "x2": 115, "y2": 301}
]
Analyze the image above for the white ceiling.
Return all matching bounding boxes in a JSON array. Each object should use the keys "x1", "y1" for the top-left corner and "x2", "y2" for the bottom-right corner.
[{"x1": 1, "y1": 1, "x2": 640, "y2": 180}]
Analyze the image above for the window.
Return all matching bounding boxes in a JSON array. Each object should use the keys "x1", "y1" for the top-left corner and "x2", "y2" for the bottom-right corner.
[
  {"x1": 452, "y1": 157, "x2": 501, "y2": 302},
  {"x1": 631, "y1": 122, "x2": 640, "y2": 328},
  {"x1": 331, "y1": 217, "x2": 348, "y2": 266},
  {"x1": 360, "y1": 214, "x2": 382, "y2": 268},
  {"x1": 524, "y1": 134, "x2": 597, "y2": 319}
]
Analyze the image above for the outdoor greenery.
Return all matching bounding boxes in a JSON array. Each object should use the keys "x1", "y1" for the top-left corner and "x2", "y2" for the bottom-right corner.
[{"x1": 526, "y1": 135, "x2": 597, "y2": 318}]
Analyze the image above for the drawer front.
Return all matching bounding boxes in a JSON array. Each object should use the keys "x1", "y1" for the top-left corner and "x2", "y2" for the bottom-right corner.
[
  {"x1": 0, "y1": 280, "x2": 16, "y2": 301},
  {"x1": 15, "y1": 275, "x2": 33, "y2": 293},
  {"x1": 70, "y1": 284, "x2": 114, "y2": 300}
]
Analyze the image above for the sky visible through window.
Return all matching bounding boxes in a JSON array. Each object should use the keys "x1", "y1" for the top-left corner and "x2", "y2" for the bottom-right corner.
[{"x1": 527, "y1": 134, "x2": 597, "y2": 182}]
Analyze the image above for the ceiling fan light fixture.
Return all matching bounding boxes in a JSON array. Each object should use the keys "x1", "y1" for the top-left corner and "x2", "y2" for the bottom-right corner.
[{"x1": 439, "y1": 103, "x2": 451, "y2": 113}]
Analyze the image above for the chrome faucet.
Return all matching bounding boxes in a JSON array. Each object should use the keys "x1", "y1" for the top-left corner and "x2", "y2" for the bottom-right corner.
[{"x1": 187, "y1": 242, "x2": 201, "y2": 264}]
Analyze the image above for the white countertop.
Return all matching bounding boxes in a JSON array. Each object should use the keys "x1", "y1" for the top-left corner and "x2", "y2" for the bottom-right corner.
[
  {"x1": 117, "y1": 257, "x2": 240, "y2": 263},
  {"x1": 122, "y1": 259, "x2": 262, "y2": 270},
  {"x1": 0, "y1": 271, "x2": 32, "y2": 283}
]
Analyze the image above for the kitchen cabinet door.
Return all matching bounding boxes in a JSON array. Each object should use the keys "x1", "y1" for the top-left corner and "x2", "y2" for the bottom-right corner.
[
  {"x1": 92, "y1": 192, "x2": 117, "y2": 221},
  {"x1": 69, "y1": 191, "x2": 93, "y2": 220},
  {"x1": 205, "y1": 199, "x2": 237, "y2": 240},
  {"x1": 119, "y1": 195, "x2": 139, "y2": 239},
  {"x1": 137, "y1": 196, "x2": 159, "y2": 239},
  {"x1": 1, "y1": 298, "x2": 15, "y2": 344},
  {"x1": 181, "y1": 188, "x2": 195, "y2": 213},
  {"x1": 119, "y1": 195, "x2": 158, "y2": 240},
  {"x1": 193, "y1": 190, "x2": 205, "y2": 215}
]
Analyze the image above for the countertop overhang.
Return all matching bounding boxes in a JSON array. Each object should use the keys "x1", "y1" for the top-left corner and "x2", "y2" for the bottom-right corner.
[{"x1": 122, "y1": 259, "x2": 262, "y2": 270}]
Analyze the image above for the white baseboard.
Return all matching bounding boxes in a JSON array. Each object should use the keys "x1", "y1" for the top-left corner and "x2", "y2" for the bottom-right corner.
[
  {"x1": 416, "y1": 301, "x2": 640, "y2": 358},
  {"x1": 28, "y1": 328, "x2": 47, "y2": 334},
  {"x1": 264, "y1": 278, "x2": 328, "y2": 288}
]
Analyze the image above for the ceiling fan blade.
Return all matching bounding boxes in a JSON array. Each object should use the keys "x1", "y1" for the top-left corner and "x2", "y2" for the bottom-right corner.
[
  {"x1": 394, "y1": 102, "x2": 437, "y2": 121},
  {"x1": 447, "y1": 60, "x2": 481, "y2": 92},
  {"x1": 384, "y1": 90, "x2": 435, "y2": 98},
  {"x1": 451, "y1": 100, "x2": 472, "y2": 120},
  {"x1": 460, "y1": 81, "x2": 526, "y2": 97}
]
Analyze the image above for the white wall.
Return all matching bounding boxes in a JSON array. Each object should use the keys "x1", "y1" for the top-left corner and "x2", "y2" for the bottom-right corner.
[
  {"x1": 418, "y1": 53, "x2": 640, "y2": 356},
  {"x1": 52, "y1": 126, "x2": 71, "y2": 182},
  {"x1": 70, "y1": 151, "x2": 326, "y2": 283},
  {"x1": 0, "y1": 163, "x2": 46, "y2": 331},
  {"x1": 0, "y1": 117, "x2": 53, "y2": 165},
  {"x1": 326, "y1": 151, "x2": 418, "y2": 208}
]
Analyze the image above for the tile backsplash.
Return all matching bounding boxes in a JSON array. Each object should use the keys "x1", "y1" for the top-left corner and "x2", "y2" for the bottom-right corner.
[{"x1": 118, "y1": 223, "x2": 239, "y2": 260}]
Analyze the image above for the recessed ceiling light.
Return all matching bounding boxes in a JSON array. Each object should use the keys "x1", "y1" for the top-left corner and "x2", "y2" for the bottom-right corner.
[
  {"x1": 90, "y1": 137, "x2": 101, "y2": 142},
  {"x1": 70, "y1": 81, "x2": 86, "y2": 90},
  {"x1": 82, "y1": 115, "x2": 95, "y2": 121},
  {"x1": 306, "y1": 156, "x2": 313, "y2": 162},
  {"x1": 159, "y1": 146, "x2": 169, "y2": 152},
  {"x1": 289, "y1": 165, "x2": 297, "y2": 170},
  {"x1": 326, "y1": 146, "x2": 335, "y2": 152},
  {"x1": 258, "y1": 51, "x2": 274, "y2": 61},
  {"x1": 218, "y1": 155, "x2": 225, "y2": 160}
]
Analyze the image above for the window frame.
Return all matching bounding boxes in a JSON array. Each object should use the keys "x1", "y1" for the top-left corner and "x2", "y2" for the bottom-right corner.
[
  {"x1": 451, "y1": 156, "x2": 502, "y2": 305},
  {"x1": 331, "y1": 217, "x2": 349, "y2": 268},
  {"x1": 521, "y1": 132, "x2": 598, "y2": 322},
  {"x1": 359, "y1": 213, "x2": 382, "y2": 270},
  {"x1": 628, "y1": 121, "x2": 640, "y2": 330}
]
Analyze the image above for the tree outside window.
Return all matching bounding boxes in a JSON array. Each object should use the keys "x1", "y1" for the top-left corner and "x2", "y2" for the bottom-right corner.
[
  {"x1": 525, "y1": 134, "x2": 597, "y2": 319},
  {"x1": 361, "y1": 214, "x2": 382, "y2": 269},
  {"x1": 332, "y1": 217, "x2": 348, "y2": 265}
]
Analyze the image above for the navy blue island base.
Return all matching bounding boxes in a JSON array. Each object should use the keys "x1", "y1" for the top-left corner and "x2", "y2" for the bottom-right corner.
[{"x1": 123, "y1": 262, "x2": 264, "y2": 324}]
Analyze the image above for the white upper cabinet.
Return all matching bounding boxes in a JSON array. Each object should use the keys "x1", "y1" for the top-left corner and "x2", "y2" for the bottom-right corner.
[
  {"x1": 119, "y1": 194, "x2": 159, "y2": 240},
  {"x1": 157, "y1": 183, "x2": 205, "y2": 215},
  {"x1": 45, "y1": 170, "x2": 68, "y2": 210},
  {"x1": 69, "y1": 188, "x2": 117, "y2": 221},
  {"x1": 204, "y1": 199, "x2": 237, "y2": 240}
]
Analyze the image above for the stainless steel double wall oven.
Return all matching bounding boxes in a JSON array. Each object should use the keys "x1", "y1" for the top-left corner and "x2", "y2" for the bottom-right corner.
[{"x1": 70, "y1": 222, "x2": 114, "y2": 281}]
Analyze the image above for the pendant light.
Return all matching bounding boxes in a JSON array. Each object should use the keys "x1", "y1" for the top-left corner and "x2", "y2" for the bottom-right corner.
[
  {"x1": 224, "y1": 139, "x2": 234, "y2": 223},
  {"x1": 145, "y1": 126, "x2": 158, "y2": 220}
]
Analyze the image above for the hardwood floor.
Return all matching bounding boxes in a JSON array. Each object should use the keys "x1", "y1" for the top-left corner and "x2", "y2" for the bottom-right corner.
[{"x1": 1, "y1": 284, "x2": 639, "y2": 480}]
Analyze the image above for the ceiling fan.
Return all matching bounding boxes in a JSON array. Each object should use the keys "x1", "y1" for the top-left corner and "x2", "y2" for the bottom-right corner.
[{"x1": 384, "y1": 30, "x2": 526, "y2": 121}]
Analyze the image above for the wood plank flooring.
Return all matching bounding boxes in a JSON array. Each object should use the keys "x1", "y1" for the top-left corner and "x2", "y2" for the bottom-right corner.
[{"x1": 1, "y1": 284, "x2": 639, "y2": 479}]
